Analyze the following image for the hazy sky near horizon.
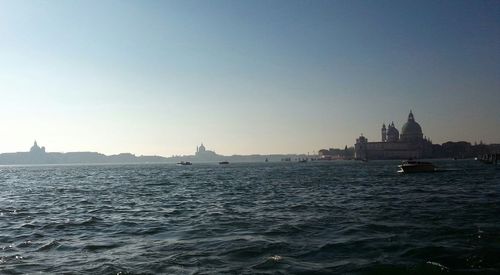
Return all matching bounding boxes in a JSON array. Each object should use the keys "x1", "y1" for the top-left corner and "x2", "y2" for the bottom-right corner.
[{"x1": 1, "y1": 0, "x2": 499, "y2": 156}]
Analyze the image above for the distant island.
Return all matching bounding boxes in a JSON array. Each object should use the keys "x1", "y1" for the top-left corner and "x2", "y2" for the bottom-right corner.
[{"x1": 0, "y1": 141, "x2": 309, "y2": 165}]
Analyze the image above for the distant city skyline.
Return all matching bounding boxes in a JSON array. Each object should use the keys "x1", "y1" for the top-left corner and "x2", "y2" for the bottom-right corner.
[{"x1": 1, "y1": 1, "x2": 499, "y2": 156}]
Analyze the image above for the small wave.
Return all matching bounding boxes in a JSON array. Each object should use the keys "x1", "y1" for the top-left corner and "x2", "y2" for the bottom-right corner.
[
  {"x1": 162, "y1": 209, "x2": 181, "y2": 216},
  {"x1": 37, "y1": 240, "x2": 61, "y2": 251},
  {"x1": 264, "y1": 223, "x2": 306, "y2": 236},
  {"x1": 118, "y1": 220, "x2": 139, "y2": 227},
  {"x1": 44, "y1": 216, "x2": 102, "y2": 230},
  {"x1": 82, "y1": 263, "x2": 132, "y2": 275},
  {"x1": 1, "y1": 244, "x2": 15, "y2": 252},
  {"x1": 0, "y1": 254, "x2": 25, "y2": 265},
  {"x1": 219, "y1": 240, "x2": 289, "y2": 262},
  {"x1": 426, "y1": 261, "x2": 450, "y2": 272},
  {"x1": 20, "y1": 223, "x2": 37, "y2": 229},
  {"x1": 268, "y1": 255, "x2": 283, "y2": 262},
  {"x1": 17, "y1": 240, "x2": 33, "y2": 248},
  {"x1": 81, "y1": 216, "x2": 102, "y2": 225},
  {"x1": 251, "y1": 256, "x2": 288, "y2": 271},
  {"x1": 83, "y1": 243, "x2": 121, "y2": 252}
]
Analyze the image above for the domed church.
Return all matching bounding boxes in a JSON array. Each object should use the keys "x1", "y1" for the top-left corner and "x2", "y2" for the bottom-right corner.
[
  {"x1": 194, "y1": 143, "x2": 220, "y2": 161},
  {"x1": 355, "y1": 111, "x2": 433, "y2": 160},
  {"x1": 400, "y1": 111, "x2": 424, "y2": 143}
]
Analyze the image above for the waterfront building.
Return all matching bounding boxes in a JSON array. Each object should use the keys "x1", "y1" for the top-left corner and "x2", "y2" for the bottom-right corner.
[
  {"x1": 30, "y1": 140, "x2": 46, "y2": 154},
  {"x1": 194, "y1": 143, "x2": 220, "y2": 160},
  {"x1": 355, "y1": 111, "x2": 433, "y2": 160}
]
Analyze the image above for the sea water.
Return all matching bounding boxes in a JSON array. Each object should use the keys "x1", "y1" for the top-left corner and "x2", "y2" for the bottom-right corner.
[{"x1": 1, "y1": 160, "x2": 499, "y2": 274}]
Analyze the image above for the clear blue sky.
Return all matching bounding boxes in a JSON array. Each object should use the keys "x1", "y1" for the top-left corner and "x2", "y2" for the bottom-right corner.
[{"x1": 0, "y1": 0, "x2": 498, "y2": 155}]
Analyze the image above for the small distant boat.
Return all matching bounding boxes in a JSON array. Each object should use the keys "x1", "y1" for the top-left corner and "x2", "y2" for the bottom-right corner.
[
  {"x1": 298, "y1": 159, "x2": 308, "y2": 163},
  {"x1": 219, "y1": 161, "x2": 229, "y2": 165},
  {"x1": 177, "y1": 161, "x2": 192, "y2": 166},
  {"x1": 398, "y1": 160, "x2": 436, "y2": 173}
]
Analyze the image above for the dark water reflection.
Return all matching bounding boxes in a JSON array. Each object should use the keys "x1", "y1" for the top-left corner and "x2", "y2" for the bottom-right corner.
[{"x1": 1, "y1": 160, "x2": 499, "y2": 274}]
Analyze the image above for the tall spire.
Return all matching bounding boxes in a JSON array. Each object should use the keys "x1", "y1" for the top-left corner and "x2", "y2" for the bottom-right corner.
[{"x1": 408, "y1": 110, "x2": 414, "y2": 121}]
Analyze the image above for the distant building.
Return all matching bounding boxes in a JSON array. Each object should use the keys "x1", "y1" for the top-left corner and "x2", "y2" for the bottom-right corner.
[
  {"x1": 30, "y1": 141, "x2": 46, "y2": 154},
  {"x1": 355, "y1": 111, "x2": 433, "y2": 160},
  {"x1": 317, "y1": 146, "x2": 354, "y2": 160},
  {"x1": 194, "y1": 143, "x2": 220, "y2": 160}
]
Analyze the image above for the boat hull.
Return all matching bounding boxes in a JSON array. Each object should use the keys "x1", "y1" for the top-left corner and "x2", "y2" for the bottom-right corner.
[{"x1": 398, "y1": 161, "x2": 436, "y2": 173}]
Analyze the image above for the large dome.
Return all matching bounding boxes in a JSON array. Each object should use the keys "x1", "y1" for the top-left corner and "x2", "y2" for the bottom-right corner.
[
  {"x1": 401, "y1": 120, "x2": 422, "y2": 136},
  {"x1": 400, "y1": 111, "x2": 423, "y2": 142}
]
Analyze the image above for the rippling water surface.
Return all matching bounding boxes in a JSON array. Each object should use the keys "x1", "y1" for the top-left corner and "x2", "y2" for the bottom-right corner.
[{"x1": 1, "y1": 160, "x2": 499, "y2": 274}]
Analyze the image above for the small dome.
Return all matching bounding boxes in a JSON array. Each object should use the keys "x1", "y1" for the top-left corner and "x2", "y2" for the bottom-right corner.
[
  {"x1": 357, "y1": 134, "x2": 368, "y2": 143},
  {"x1": 199, "y1": 143, "x2": 206, "y2": 152}
]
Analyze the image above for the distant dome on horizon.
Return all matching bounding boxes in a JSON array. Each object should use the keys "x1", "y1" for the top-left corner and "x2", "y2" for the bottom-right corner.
[{"x1": 30, "y1": 140, "x2": 46, "y2": 154}]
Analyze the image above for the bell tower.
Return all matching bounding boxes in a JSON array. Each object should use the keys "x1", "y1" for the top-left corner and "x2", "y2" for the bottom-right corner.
[{"x1": 381, "y1": 123, "x2": 387, "y2": 142}]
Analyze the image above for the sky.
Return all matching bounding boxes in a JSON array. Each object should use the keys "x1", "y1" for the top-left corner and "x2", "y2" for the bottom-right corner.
[{"x1": 0, "y1": 0, "x2": 499, "y2": 156}]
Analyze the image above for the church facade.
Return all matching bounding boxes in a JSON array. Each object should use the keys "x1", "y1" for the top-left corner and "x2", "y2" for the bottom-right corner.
[
  {"x1": 194, "y1": 143, "x2": 220, "y2": 161},
  {"x1": 355, "y1": 111, "x2": 433, "y2": 160}
]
